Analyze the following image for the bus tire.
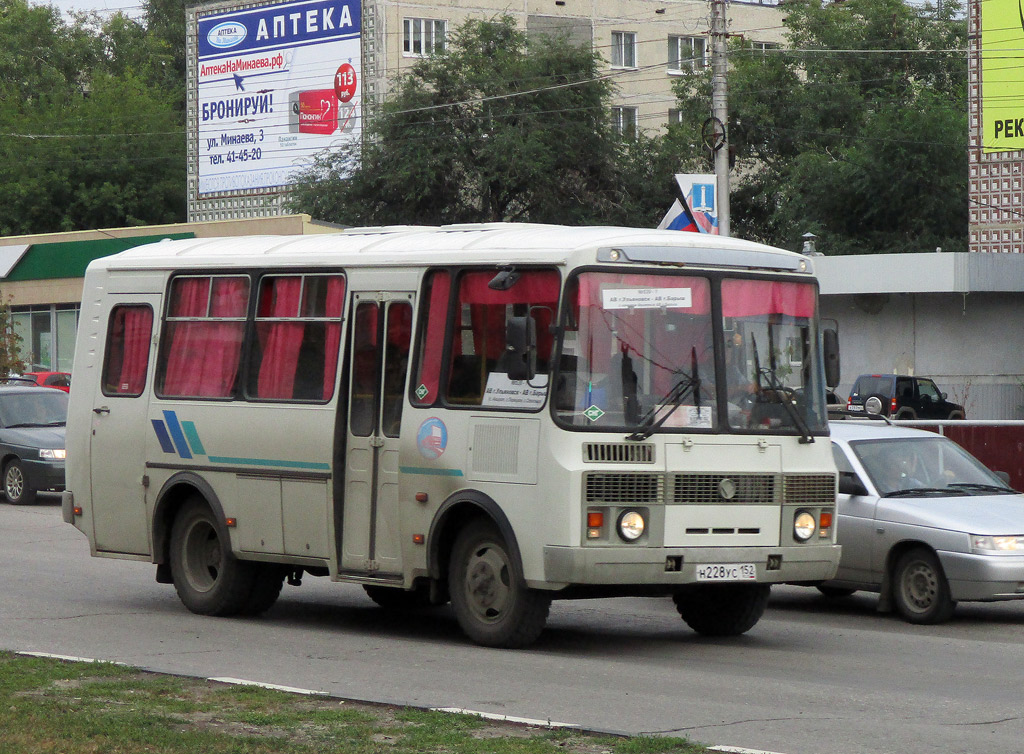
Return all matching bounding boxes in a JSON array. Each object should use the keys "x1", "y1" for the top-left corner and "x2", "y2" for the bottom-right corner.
[
  {"x1": 170, "y1": 497, "x2": 257, "y2": 617},
  {"x1": 363, "y1": 584, "x2": 433, "y2": 610},
  {"x1": 673, "y1": 583, "x2": 770, "y2": 637},
  {"x1": 4, "y1": 459, "x2": 37, "y2": 505},
  {"x1": 239, "y1": 564, "x2": 287, "y2": 616},
  {"x1": 448, "y1": 519, "x2": 550, "y2": 648}
]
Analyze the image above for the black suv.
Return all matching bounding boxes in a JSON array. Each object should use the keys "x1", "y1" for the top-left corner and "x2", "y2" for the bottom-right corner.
[{"x1": 847, "y1": 374, "x2": 965, "y2": 420}]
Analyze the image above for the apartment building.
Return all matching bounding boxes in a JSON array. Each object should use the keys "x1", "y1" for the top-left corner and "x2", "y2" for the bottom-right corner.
[{"x1": 363, "y1": 0, "x2": 787, "y2": 134}]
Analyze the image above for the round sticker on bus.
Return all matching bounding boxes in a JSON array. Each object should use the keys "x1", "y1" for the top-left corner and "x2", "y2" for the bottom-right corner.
[{"x1": 417, "y1": 417, "x2": 448, "y2": 460}]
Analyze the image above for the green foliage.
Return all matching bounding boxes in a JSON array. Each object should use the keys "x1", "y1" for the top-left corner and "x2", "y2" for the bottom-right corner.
[
  {"x1": 671, "y1": 0, "x2": 968, "y2": 254},
  {"x1": 0, "y1": 293, "x2": 25, "y2": 376},
  {"x1": 0, "y1": 0, "x2": 185, "y2": 235},
  {"x1": 289, "y1": 16, "x2": 682, "y2": 227}
]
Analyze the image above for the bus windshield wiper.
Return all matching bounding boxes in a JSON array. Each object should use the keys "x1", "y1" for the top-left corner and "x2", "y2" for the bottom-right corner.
[
  {"x1": 626, "y1": 348, "x2": 700, "y2": 442},
  {"x1": 751, "y1": 333, "x2": 814, "y2": 444}
]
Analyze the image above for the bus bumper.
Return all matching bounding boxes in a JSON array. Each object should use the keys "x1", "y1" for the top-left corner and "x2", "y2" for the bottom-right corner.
[{"x1": 540, "y1": 544, "x2": 840, "y2": 587}]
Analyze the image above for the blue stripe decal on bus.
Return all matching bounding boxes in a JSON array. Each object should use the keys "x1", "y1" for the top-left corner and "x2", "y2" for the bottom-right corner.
[
  {"x1": 151, "y1": 420, "x2": 176, "y2": 454},
  {"x1": 181, "y1": 421, "x2": 206, "y2": 456},
  {"x1": 162, "y1": 410, "x2": 193, "y2": 459},
  {"x1": 207, "y1": 455, "x2": 330, "y2": 471},
  {"x1": 399, "y1": 466, "x2": 464, "y2": 477}
]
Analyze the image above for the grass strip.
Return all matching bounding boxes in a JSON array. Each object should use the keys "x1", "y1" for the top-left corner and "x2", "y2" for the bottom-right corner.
[{"x1": 0, "y1": 651, "x2": 708, "y2": 754}]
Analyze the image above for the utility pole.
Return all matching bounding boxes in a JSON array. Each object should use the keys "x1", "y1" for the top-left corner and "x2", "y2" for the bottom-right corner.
[{"x1": 710, "y1": 0, "x2": 731, "y2": 237}]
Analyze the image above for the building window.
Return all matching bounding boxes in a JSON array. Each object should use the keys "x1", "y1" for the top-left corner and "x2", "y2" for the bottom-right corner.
[
  {"x1": 750, "y1": 41, "x2": 779, "y2": 55},
  {"x1": 404, "y1": 18, "x2": 447, "y2": 56},
  {"x1": 11, "y1": 305, "x2": 79, "y2": 373},
  {"x1": 668, "y1": 35, "x2": 707, "y2": 72},
  {"x1": 668, "y1": 108, "x2": 684, "y2": 125},
  {"x1": 611, "y1": 31, "x2": 637, "y2": 68},
  {"x1": 612, "y1": 106, "x2": 638, "y2": 138}
]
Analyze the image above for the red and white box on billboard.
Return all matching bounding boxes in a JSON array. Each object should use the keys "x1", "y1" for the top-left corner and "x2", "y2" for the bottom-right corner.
[{"x1": 289, "y1": 89, "x2": 338, "y2": 135}]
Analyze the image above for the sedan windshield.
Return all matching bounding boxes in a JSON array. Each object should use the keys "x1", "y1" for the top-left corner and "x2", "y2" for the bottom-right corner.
[
  {"x1": 850, "y1": 436, "x2": 1014, "y2": 497},
  {"x1": 0, "y1": 391, "x2": 69, "y2": 428}
]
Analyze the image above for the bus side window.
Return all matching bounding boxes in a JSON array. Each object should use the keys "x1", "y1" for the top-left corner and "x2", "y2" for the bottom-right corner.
[
  {"x1": 157, "y1": 275, "x2": 249, "y2": 399},
  {"x1": 249, "y1": 274, "x2": 346, "y2": 402},
  {"x1": 102, "y1": 305, "x2": 154, "y2": 397},
  {"x1": 445, "y1": 268, "x2": 560, "y2": 407},
  {"x1": 411, "y1": 270, "x2": 451, "y2": 407}
]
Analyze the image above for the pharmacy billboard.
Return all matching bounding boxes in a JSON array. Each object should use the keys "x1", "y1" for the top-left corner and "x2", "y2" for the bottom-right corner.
[
  {"x1": 192, "y1": 0, "x2": 361, "y2": 195},
  {"x1": 981, "y1": 0, "x2": 1024, "y2": 153}
]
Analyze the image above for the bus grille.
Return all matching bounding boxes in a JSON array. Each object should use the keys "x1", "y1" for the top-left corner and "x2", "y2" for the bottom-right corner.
[
  {"x1": 671, "y1": 474, "x2": 776, "y2": 504},
  {"x1": 584, "y1": 473, "x2": 663, "y2": 504},
  {"x1": 783, "y1": 474, "x2": 836, "y2": 505},
  {"x1": 583, "y1": 442, "x2": 655, "y2": 464}
]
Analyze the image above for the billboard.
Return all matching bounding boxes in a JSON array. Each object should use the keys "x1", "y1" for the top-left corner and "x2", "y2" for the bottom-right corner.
[
  {"x1": 194, "y1": 0, "x2": 362, "y2": 195},
  {"x1": 981, "y1": 0, "x2": 1024, "y2": 153}
]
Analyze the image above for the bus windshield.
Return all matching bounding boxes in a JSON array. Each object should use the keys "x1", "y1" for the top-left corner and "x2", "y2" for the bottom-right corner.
[{"x1": 553, "y1": 271, "x2": 826, "y2": 435}]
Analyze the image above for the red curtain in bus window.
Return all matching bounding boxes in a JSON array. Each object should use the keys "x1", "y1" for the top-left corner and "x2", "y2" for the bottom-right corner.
[
  {"x1": 163, "y1": 276, "x2": 247, "y2": 398},
  {"x1": 721, "y1": 279, "x2": 816, "y2": 318},
  {"x1": 458, "y1": 270, "x2": 560, "y2": 362},
  {"x1": 322, "y1": 276, "x2": 346, "y2": 400},
  {"x1": 256, "y1": 277, "x2": 303, "y2": 399},
  {"x1": 414, "y1": 271, "x2": 450, "y2": 405},
  {"x1": 116, "y1": 306, "x2": 153, "y2": 394}
]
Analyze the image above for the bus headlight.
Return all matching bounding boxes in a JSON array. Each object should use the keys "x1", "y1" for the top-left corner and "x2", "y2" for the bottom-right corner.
[
  {"x1": 617, "y1": 510, "x2": 646, "y2": 541},
  {"x1": 40, "y1": 448, "x2": 66, "y2": 460},
  {"x1": 794, "y1": 511, "x2": 816, "y2": 541}
]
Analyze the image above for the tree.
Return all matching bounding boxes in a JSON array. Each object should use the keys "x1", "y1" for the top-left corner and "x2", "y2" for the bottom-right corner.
[
  {"x1": 0, "y1": 293, "x2": 25, "y2": 377},
  {"x1": 0, "y1": 0, "x2": 186, "y2": 235},
  {"x1": 289, "y1": 16, "x2": 680, "y2": 227},
  {"x1": 669, "y1": 0, "x2": 968, "y2": 254}
]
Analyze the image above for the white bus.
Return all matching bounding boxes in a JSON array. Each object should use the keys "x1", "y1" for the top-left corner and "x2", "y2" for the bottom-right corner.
[{"x1": 64, "y1": 223, "x2": 840, "y2": 648}]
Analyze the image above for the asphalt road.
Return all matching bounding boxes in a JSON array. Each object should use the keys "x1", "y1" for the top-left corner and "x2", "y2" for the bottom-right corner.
[{"x1": 4, "y1": 499, "x2": 1024, "y2": 754}]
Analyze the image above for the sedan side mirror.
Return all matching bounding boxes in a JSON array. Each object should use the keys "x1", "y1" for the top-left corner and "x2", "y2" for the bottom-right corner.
[{"x1": 838, "y1": 471, "x2": 869, "y2": 497}]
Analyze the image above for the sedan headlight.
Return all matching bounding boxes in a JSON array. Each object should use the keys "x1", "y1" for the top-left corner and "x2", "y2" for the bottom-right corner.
[
  {"x1": 970, "y1": 535, "x2": 1024, "y2": 553},
  {"x1": 617, "y1": 510, "x2": 646, "y2": 541},
  {"x1": 793, "y1": 511, "x2": 816, "y2": 541},
  {"x1": 40, "y1": 448, "x2": 66, "y2": 460}
]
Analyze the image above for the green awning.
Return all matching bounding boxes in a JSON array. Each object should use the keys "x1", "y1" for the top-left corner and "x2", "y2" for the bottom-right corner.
[{"x1": 3, "y1": 233, "x2": 195, "y2": 281}]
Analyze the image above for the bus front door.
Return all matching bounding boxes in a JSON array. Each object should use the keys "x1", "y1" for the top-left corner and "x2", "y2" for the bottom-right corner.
[{"x1": 341, "y1": 293, "x2": 414, "y2": 577}]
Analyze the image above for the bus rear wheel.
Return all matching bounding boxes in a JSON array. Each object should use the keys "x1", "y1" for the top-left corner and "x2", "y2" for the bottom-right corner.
[
  {"x1": 673, "y1": 583, "x2": 770, "y2": 637},
  {"x1": 170, "y1": 498, "x2": 259, "y2": 616},
  {"x1": 448, "y1": 520, "x2": 550, "y2": 648}
]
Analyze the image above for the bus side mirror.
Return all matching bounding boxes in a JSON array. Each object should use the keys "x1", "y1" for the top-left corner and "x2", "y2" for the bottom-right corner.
[
  {"x1": 823, "y1": 328, "x2": 840, "y2": 389},
  {"x1": 505, "y1": 316, "x2": 536, "y2": 381}
]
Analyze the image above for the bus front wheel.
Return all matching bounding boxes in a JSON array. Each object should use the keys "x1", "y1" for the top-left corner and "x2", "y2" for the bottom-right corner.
[
  {"x1": 170, "y1": 498, "x2": 259, "y2": 616},
  {"x1": 673, "y1": 583, "x2": 770, "y2": 637},
  {"x1": 448, "y1": 519, "x2": 550, "y2": 648}
]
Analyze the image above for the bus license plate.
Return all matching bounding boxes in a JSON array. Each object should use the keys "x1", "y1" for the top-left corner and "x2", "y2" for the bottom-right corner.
[{"x1": 696, "y1": 564, "x2": 757, "y2": 581}]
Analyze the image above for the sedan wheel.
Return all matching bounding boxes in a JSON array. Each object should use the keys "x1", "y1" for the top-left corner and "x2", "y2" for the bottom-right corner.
[
  {"x1": 892, "y1": 548, "x2": 955, "y2": 624},
  {"x1": 4, "y1": 460, "x2": 36, "y2": 505}
]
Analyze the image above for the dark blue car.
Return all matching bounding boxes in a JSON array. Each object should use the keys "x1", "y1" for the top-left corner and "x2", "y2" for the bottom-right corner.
[{"x1": 0, "y1": 385, "x2": 67, "y2": 505}]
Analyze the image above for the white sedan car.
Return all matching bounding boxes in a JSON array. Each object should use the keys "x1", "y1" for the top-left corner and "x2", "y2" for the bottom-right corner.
[{"x1": 821, "y1": 420, "x2": 1024, "y2": 624}]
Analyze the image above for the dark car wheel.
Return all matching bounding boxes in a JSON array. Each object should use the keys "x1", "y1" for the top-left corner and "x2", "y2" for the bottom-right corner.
[{"x1": 4, "y1": 459, "x2": 37, "y2": 505}]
